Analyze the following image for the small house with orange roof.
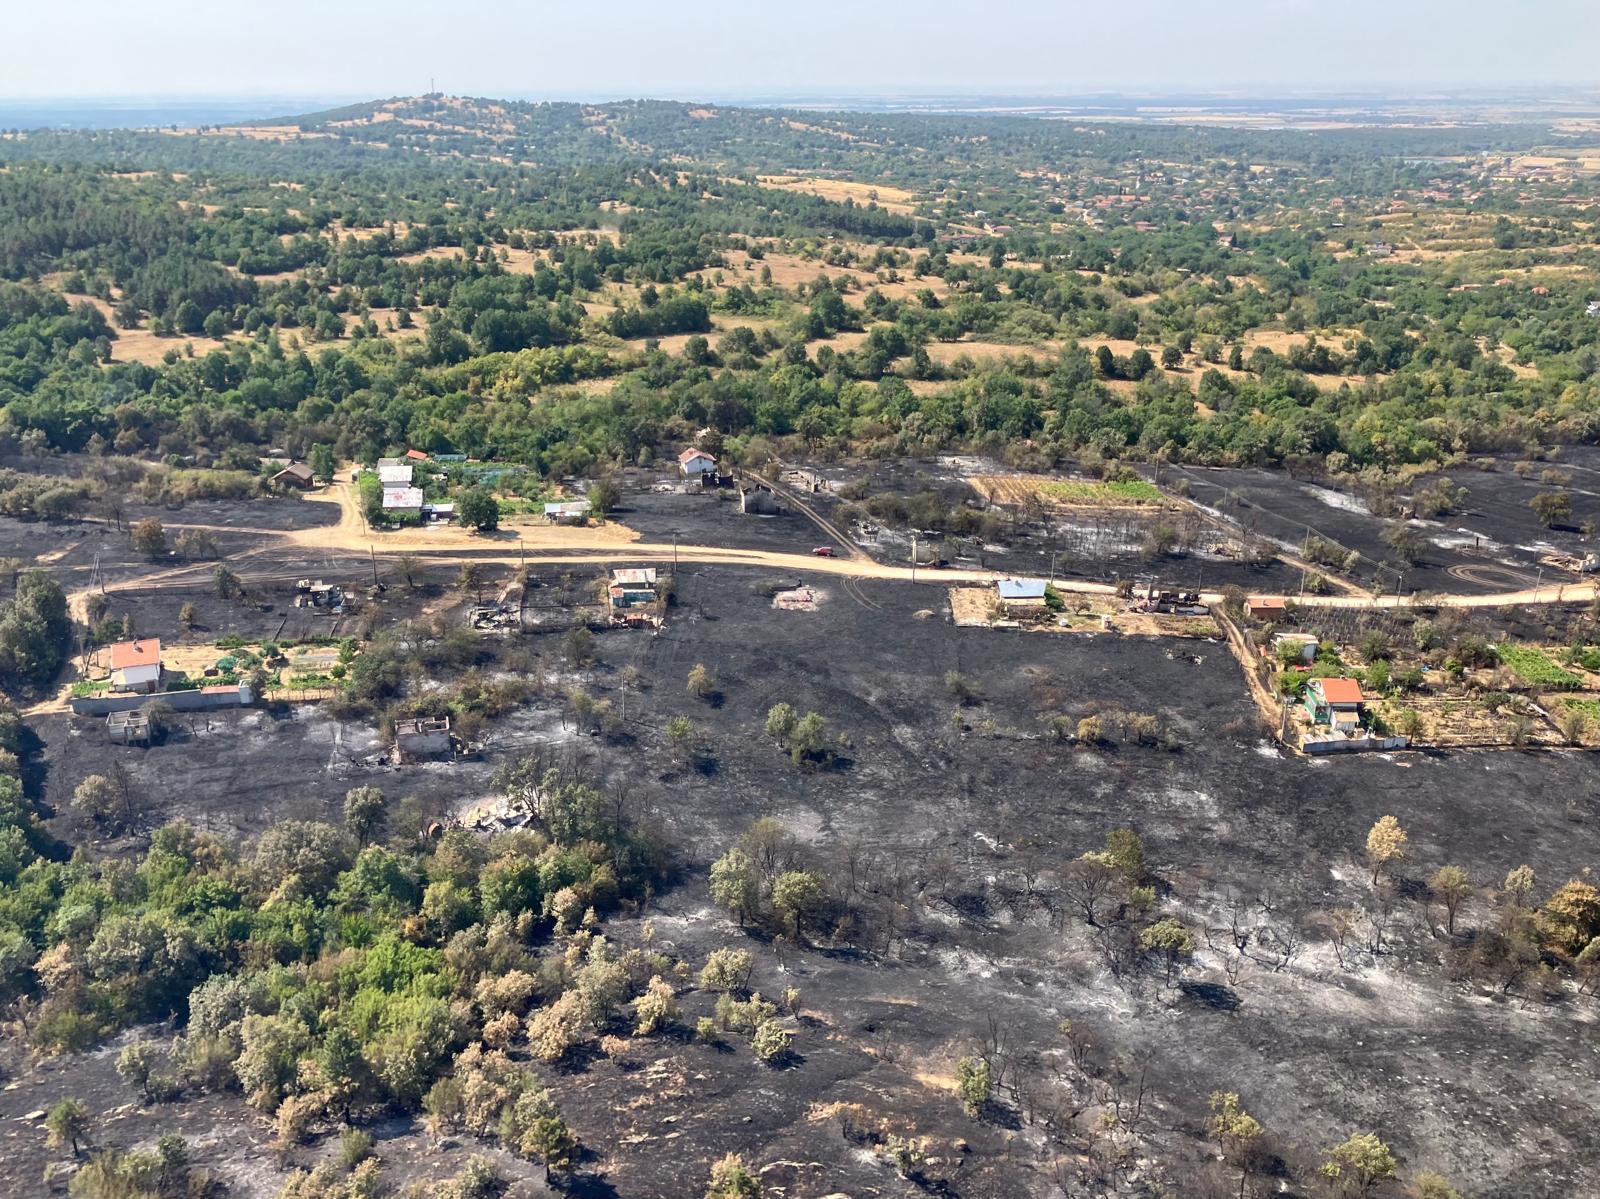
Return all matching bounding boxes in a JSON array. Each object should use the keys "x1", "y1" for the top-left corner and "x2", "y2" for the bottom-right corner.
[
  {"x1": 1305, "y1": 677, "x2": 1365, "y2": 732},
  {"x1": 108, "y1": 638, "x2": 162, "y2": 694}
]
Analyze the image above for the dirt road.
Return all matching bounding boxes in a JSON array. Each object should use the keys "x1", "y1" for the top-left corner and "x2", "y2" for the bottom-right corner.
[{"x1": 61, "y1": 474, "x2": 1600, "y2": 615}]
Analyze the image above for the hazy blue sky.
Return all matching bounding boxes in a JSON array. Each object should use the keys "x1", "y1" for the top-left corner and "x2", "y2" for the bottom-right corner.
[{"x1": 10, "y1": 0, "x2": 1598, "y2": 99}]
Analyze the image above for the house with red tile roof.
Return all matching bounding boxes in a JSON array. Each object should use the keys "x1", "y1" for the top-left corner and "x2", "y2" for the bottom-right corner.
[
  {"x1": 108, "y1": 639, "x2": 162, "y2": 694},
  {"x1": 1305, "y1": 677, "x2": 1364, "y2": 732}
]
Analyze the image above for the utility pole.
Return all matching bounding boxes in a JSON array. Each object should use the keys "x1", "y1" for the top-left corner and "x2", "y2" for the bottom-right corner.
[
  {"x1": 1049, "y1": 549, "x2": 1057, "y2": 584},
  {"x1": 911, "y1": 532, "x2": 918, "y2": 584},
  {"x1": 518, "y1": 534, "x2": 525, "y2": 571},
  {"x1": 369, "y1": 544, "x2": 378, "y2": 588}
]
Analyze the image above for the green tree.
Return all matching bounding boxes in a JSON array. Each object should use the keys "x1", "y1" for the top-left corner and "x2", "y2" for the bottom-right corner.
[
  {"x1": 699, "y1": 947, "x2": 753, "y2": 994},
  {"x1": 308, "y1": 444, "x2": 336, "y2": 483},
  {"x1": 131, "y1": 518, "x2": 166, "y2": 559},
  {"x1": 666, "y1": 715, "x2": 697, "y2": 762},
  {"x1": 1208, "y1": 1091, "x2": 1264, "y2": 1199},
  {"x1": 588, "y1": 476, "x2": 620, "y2": 516},
  {"x1": 954, "y1": 1055, "x2": 991, "y2": 1117},
  {"x1": 787, "y1": 711, "x2": 827, "y2": 764},
  {"x1": 72, "y1": 773, "x2": 123, "y2": 827},
  {"x1": 1365, "y1": 815, "x2": 1408, "y2": 884},
  {"x1": 709, "y1": 848, "x2": 758, "y2": 925},
  {"x1": 705, "y1": 1153, "x2": 762, "y2": 1199},
  {"x1": 1429, "y1": 865, "x2": 1472, "y2": 935},
  {"x1": 751, "y1": 1019, "x2": 792, "y2": 1064},
  {"x1": 1412, "y1": 1171, "x2": 1463, "y2": 1199},
  {"x1": 343, "y1": 785, "x2": 387, "y2": 845},
  {"x1": 764, "y1": 702, "x2": 796, "y2": 743},
  {"x1": 1320, "y1": 1132, "x2": 1398, "y2": 1196},
  {"x1": 456, "y1": 488, "x2": 499, "y2": 533},
  {"x1": 1531, "y1": 491, "x2": 1572, "y2": 528},
  {"x1": 45, "y1": 1098, "x2": 90, "y2": 1155},
  {"x1": 687, "y1": 662, "x2": 714, "y2": 699},
  {"x1": 771, "y1": 870, "x2": 824, "y2": 939},
  {"x1": 1139, "y1": 918, "x2": 1196, "y2": 985},
  {"x1": 1104, "y1": 828, "x2": 1147, "y2": 885}
]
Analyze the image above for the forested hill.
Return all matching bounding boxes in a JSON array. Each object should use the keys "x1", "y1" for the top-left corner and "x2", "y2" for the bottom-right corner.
[
  {"x1": 0, "y1": 90, "x2": 1597, "y2": 482},
  {"x1": 245, "y1": 93, "x2": 1565, "y2": 180}
]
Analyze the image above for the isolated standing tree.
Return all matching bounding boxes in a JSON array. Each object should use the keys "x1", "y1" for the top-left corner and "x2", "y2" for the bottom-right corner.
[
  {"x1": 1530, "y1": 491, "x2": 1572, "y2": 528},
  {"x1": 1139, "y1": 917, "x2": 1197, "y2": 986},
  {"x1": 666, "y1": 715, "x2": 697, "y2": 763},
  {"x1": 1365, "y1": 815, "x2": 1408, "y2": 884},
  {"x1": 1503, "y1": 864, "x2": 1536, "y2": 908},
  {"x1": 705, "y1": 1153, "x2": 762, "y2": 1199},
  {"x1": 788, "y1": 712, "x2": 827, "y2": 764},
  {"x1": 1429, "y1": 865, "x2": 1472, "y2": 934},
  {"x1": 764, "y1": 703, "x2": 796, "y2": 744},
  {"x1": 771, "y1": 870, "x2": 824, "y2": 940},
  {"x1": 953, "y1": 1055, "x2": 991, "y2": 1117},
  {"x1": 1411, "y1": 1172, "x2": 1463, "y2": 1199},
  {"x1": 72, "y1": 773, "x2": 118, "y2": 825},
  {"x1": 1208, "y1": 1091, "x2": 1264, "y2": 1199},
  {"x1": 1319, "y1": 1132, "x2": 1397, "y2": 1196},
  {"x1": 456, "y1": 488, "x2": 499, "y2": 533},
  {"x1": 132, "y1": 518, "x2": 166, "y2": 559},
  {"x1": 687, "y1": 663, "x2": 714, "y2": 699},
  {"x1": 45, "y1": 1098, "x2": 90, "y2": 1155},
  {"x1": 343, "y1": 786, "x2": 387, "y2": 845},
  {"x1": 709, "y1": 848, "x2": 758, "y2": 925}
]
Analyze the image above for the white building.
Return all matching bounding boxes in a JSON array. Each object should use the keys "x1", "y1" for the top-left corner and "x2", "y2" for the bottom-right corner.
[
  {"x1": 108, "y1": 639, "x2": 162, "y2": 693},
  {"x1": 678, "y1": 449, "x2": 716, "y2": 477},
  {"x1": 376, "y1": 458, "x2": 414, "y2": 486},
  {"x1": 382, "y1": 487, "x2": 425, "y2": 518}
]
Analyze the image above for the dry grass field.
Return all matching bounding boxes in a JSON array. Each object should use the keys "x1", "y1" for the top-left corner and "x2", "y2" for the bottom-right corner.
[
  {"x1": 756, "y1": 174, "x2": 916, "y2": 214},
  {"x1": 968, "y1": 474, "x2": 1166, "y2": 508}
]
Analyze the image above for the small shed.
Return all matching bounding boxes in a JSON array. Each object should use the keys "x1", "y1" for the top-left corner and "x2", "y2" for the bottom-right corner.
[
  {"x1": 106, "y1": 709, "x2": 151, "y2": 745},
  {"x1": 395, "y1": 716, "x2": 452, "y2": 761},
  {"x1": 996, "y1": 578, "x2": 1047, "y2": 613},
  {"x1": 611, "y1": 567, "x2": 657, "y2": 587},
  {"x1": 543, "y1": 500, "x2": 590, "y2": 522},
  {"x1": 272, "y1": 462, "x2": 315, "y2": 489},
  {"x1": 1245, "y1": 596, "x2": 1287, "y2": 620},
  {"x1": 1272, "y1": 633, "x2": 1318, "y2": 665}
]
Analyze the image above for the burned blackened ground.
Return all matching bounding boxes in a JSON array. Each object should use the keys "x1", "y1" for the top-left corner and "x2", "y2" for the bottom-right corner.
[
  {"x1": 567, "y1": 569, "x2": 1600, "y2": 1196},
  {"x1": 1165, "y1": 461, "x2": 1600, "y2": 596},
  {"x1": 13, "y1": 564, "x2": 1600, "y2": 1198}
]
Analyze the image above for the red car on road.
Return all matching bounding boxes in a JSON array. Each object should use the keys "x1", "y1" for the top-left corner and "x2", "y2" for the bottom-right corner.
[{"x1": 811, "y1": 546, "x2": 836, "y2": 558}]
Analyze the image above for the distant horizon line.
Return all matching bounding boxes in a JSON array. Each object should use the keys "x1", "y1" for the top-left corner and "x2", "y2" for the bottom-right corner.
[{"x1": 2, "y1": 83, "x2": 1599, "y2": 105}]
